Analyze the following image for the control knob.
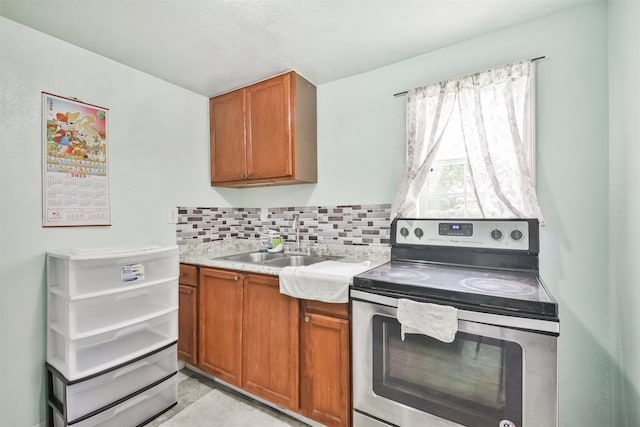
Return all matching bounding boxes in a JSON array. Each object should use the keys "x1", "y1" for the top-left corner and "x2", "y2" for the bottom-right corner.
[
  {"x1": 400, "y1": 227, "x2": 410, "y2": 237},
  {"x1": 414, "y1": 228, "x2": 424, "y2": 239},
  {"x1": 490, "y1": 229, "x2": 503, "y2": 240},
  {"x1": 510, "y1": 229, "x2": 523, "y2": 241}
]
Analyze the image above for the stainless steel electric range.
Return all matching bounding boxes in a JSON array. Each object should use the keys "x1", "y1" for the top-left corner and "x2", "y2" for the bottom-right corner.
[{"x1": 351, "y1": 218, "x2": 559, "y2": 427}]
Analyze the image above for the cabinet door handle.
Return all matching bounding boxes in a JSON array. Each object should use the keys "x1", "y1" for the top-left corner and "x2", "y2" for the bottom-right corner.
[
  {"x1": 304, "y1": 316, "x2": 310, "y2": 323},
  {"x1": 234, "y1": 275, "x2": 239, "y2": 281}
]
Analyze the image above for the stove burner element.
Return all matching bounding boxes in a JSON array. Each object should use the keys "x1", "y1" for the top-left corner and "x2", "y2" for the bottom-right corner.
[
  {"x1": 370, "y1": 264, "x2": 430, "y2": 282},
  {"x1": 461, "y1": 277, "x2": 537, "y2": 297}
]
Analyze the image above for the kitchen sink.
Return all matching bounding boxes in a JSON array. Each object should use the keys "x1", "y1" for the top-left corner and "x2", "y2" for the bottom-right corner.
[
  {"x1": 222, "y1": 252, "x2": 283, "y2": 263},
  {"x1": 219, "y1": 252, "x2": 339, "y2": 267},
  {"x1": 263, "y1": 255, "x2": 330, "y2": 267}
]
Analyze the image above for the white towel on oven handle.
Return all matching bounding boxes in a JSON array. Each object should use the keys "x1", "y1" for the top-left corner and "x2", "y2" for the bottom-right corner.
[{"x1": 397, "y1": 298, "x2": 458, "y2": 343}]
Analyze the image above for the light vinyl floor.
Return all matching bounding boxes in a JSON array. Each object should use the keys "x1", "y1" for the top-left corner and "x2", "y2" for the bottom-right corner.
[{"x1": 147, "y1": 369, "x2": 309, "y2": 427}]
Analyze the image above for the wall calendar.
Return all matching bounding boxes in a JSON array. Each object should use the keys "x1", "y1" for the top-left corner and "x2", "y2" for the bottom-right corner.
[{"x1": 42, "y1": 92, "x2": 110, "y2": 227}]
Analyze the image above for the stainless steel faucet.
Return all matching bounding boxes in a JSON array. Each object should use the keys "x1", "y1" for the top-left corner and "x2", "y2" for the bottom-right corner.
[{"x1": 292, "y1": 214, "x2": 300, "y2": 252}]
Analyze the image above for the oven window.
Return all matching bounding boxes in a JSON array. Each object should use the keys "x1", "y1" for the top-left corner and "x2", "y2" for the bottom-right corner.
[{"x1": 372, "y1": 315, "x2": 522, "y2": 427}]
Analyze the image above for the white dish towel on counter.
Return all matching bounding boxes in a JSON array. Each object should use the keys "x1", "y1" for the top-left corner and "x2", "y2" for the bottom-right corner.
[
  {"x1": 397, "y1": 298, "x2": 459, "y2": 343},
  {"x1": 279, "y1": 260, "x2": 372, "y2": 303}
]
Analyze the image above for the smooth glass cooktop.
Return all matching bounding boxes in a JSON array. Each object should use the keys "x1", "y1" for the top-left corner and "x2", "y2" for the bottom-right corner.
[
  {"x1": 354, "y1": 261, "x2": 559, "y2": 319},
  {"x1": 357, "y1": 261, "x2": 550, "y2": 303}
]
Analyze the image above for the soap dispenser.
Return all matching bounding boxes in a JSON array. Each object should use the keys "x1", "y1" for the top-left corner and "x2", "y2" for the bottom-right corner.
[
  {"x1": 267, "y1": 230, "x2": 283, "y2": 253},
  {"x1": 259, "y1": 228, "x2": 271, "y2": 251}
]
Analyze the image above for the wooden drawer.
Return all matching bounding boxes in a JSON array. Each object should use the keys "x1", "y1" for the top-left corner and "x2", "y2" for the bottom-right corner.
[
  {"x1": 179, "y1": 264, "x2": 198, "y2": 287},
  {"x1": 303, "y1": 300, "x2": 349, "y2": 319}
]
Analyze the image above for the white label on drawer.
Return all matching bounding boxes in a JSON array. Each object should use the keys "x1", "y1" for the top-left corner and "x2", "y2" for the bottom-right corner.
[{"x1": 121, "y1": 263, "x2": 145, "y2": 283}]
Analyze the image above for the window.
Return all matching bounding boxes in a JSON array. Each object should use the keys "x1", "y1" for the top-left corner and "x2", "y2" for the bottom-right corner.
[
  {"x1": 419, "y1": 105, "x2": 482, "y2": 217},
  {"x1": 393, "y1": 60, "x2": 542, "y2": 221}
]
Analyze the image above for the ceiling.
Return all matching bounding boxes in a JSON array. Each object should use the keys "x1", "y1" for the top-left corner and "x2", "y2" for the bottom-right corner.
[{"x1": 1, "y1": 0, "x2": 598, "y2": 97}]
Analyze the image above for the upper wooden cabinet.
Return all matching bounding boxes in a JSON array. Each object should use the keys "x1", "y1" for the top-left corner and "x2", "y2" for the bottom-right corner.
[
  {"x1": 209, "y1": 91, "x2": 247, "y2": 182},
  {"x1": 210, "y1": 71, "x2": 317, "y2": 187}
]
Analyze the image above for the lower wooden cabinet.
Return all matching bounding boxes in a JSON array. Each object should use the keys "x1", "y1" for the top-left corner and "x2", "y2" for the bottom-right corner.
[
  {"x1": 178, "y1": 285, "x2": 198, "y2": 364},
  {"x1": 242, "y1": 274, "x2": 299, "y2": 409},
  {"x1": 195, "y1": 267, "x2": 351, "y2": 426},
  {"x1": 300, "y1": 301, "x2": 351, "y2": 427},
  {"x1": 199, "y1": 268, "x2": 243, "y2": 386},
  {"x1": 178, "y1": 264, "x2": 198, "y2": 365}
]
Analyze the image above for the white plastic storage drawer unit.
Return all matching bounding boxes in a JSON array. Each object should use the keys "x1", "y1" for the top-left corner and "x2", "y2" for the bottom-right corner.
[
  {"x1": 48, "y1": 277, "x2": 178, "y2": 338},
  {"x1": 47, "y1": 343, "x2": 177, "y2": 424},
  {"x1": 49, "y1": 372, "x2": 177, "y2": 427},
  {"x1": 46, "y1": 245, "x2": 179, "y2": 427},
  {"x1": 47, "y1": 245, "x2": 179, "y2": 297},
  {"x1": 49, "y1": 304, "x2": 178, "y2": 380},
  {"x1": 47, "y1": 245, "x2": 179, "y2": 380}
]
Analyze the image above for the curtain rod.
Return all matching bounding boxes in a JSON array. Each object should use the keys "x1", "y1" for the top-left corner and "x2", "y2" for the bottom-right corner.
[{"x1": 392, "y1": 55, "x2": 546, "y2": 97}]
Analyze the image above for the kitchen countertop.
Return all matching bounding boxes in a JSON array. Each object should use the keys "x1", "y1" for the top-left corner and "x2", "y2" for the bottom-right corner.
[{"x1": 179, "y1": 240, "x2": 391, "y2": 276}]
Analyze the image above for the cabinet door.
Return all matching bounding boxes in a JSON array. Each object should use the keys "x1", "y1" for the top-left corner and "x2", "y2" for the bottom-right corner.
[
  {"x1": 245, "y1": 73, "x2": 293, "y2": 180},
  {"x1": 199, "y1": 268, "x2": 243, "y2": 386},
  {"x1": 179, "y1": 264, "x2": 198, "y2": 287},
  {"x1": 301, "y1": 312, "x2": 351, "y2": 427},
  {"x1": 210, "y1": 90, "x2": 247, "y2": 183},
  {"x1": 178, "y1": 284, "x2": 198, "y2": 365},
  {"x1": 242, "y1": 274, "x2": 299, "y2": 409}
]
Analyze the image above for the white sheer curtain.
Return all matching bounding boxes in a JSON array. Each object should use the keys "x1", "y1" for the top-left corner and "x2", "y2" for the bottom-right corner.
[
  {"x1": 391, "y1": 81, "x2": 458, "y2": 218},
  {"x1": 392, "y1": 60, "x2": 544, "y2": 222}
]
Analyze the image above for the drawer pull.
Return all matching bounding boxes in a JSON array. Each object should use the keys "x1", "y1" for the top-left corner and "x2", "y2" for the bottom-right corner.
[
  {"x1": 112, "y1": 359, "x2": 150, "y2": 379},
  {"x1": 115, "y1": 323, "x2": 148, "y2": 339},
  {"x1": 115, "y1": 289, "x2": 151, "y2": 301},
  {"x1": 114, "y1": 393, "x2": 149, "y2": 415},
  {"x1": 304, "y1": 316, "x2": 310, "y2": 323}
]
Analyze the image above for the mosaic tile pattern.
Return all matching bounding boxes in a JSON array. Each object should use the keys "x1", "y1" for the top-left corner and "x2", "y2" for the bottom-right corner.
[
  {"x1": 176, "y1": 208, "x2": 261, "y2": 242},
  {"x1": 176, "y1": 204, "x2": 391, "y2": 246}
]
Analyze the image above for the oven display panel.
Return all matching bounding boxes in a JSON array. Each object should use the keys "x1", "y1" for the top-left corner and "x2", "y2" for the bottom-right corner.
[{"x1": 438, "y1": 222, "x2": 473, "y2": 237}]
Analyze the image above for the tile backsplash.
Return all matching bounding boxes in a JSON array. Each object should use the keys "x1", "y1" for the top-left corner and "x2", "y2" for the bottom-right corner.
[{"x1": 176, "y1": 203, "x2": 391, "y2": 246}]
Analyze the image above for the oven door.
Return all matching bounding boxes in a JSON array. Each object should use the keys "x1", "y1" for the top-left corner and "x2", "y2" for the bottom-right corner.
[{"x1": 352, "y1": 294, "x2": 558, "y2": 427}]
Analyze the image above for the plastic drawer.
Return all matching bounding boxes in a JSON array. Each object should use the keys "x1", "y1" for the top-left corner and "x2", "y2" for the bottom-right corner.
[
  {"x1": 51, "y1": 374, "x2": 177, "y2": 427},
  {"x1": 47, "y1": 246, "x2": 179, "y2": 298},
  {"x1": 49, "y1": 344, "x2": 177, "y2": 423},
  {"x1": 48, "y1": 278, "x2": 178, "y2": 338},
  {"x1": 48, "y1": 310, "x2": 178, "y2": 380}
]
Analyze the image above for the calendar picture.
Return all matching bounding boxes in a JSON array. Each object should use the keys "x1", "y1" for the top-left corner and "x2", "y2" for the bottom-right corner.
[{"x1": 42, "y1": 92, "x2": 110, "y2": 226}]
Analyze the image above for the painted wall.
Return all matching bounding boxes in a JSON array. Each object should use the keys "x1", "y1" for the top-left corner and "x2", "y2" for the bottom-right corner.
[
  {"x1": 0, "y1": 17, "x2": 235, "y2": 425},
  {"x1": 211, "y1": 4, "x2": 614, "y2": 425},
  {"x1": 609, "y1": 0, "x2": 640, "y2": 425},
  {"x1": 310, "y1": 4, "x2": 614, "y2": 427},
  {"x1": 0, "y1": 2, "x2": 615, "y2": 426},
  {"x1": 304, "y1": 4, "x2": 611, "y2": 426}
]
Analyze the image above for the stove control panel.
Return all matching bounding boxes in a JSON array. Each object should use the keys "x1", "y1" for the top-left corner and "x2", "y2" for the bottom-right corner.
[{"x1": 394, "y1": 219, "x2": 533, "y2": 251}]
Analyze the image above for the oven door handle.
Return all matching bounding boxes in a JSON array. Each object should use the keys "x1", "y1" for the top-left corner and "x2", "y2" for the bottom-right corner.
[{"x1": 350, "y1": 289, "x2": 559, "y2": 334}]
